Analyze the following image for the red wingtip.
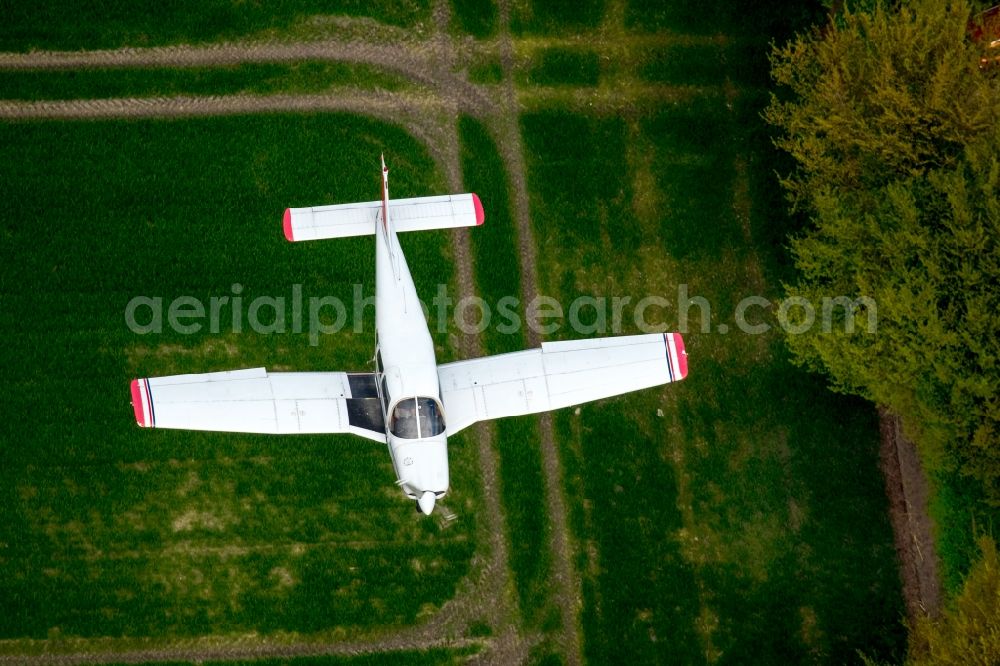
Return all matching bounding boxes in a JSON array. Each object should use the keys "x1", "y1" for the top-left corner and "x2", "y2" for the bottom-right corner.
[
  {"x1": 130, "y1": 379, "x2": 147, "y2": 427},
  {"x1": 672, "y1": 333, "x2": 688, "y2": 379},
  {"x1": 283, "y1": 208, "x2": 294, "y2": 242},
  {"x1": 472, "y1": 193, "x2": 485, "y2": 226}
]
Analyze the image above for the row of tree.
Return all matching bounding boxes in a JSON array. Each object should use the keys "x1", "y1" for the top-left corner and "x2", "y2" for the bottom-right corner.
[
  {"x1": 767, "y1": 0, "x2": 1000, "y2": 500},
  {"x1": 766, "y1": 1, "x2": 999, "y2": 661}
]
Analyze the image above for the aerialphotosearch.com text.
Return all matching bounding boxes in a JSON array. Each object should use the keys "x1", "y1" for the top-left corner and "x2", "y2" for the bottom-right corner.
[{"x1": 125, "y1": 283, "x2": 877, "y2": 346}]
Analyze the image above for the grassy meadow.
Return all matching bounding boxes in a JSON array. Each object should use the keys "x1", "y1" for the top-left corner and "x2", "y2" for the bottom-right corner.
[
  {"x1": 0, "y1": 0, "x2": 916, "y2": 663},
  {"x1": 449, "y1": 0, "x2": 498, "y2": 38},
  {"x1": 0, "y1": 115, "x2": 480, "y2": 643},
  {"x1": 517, "y1": 104, "x2": 904, "y2": 664},
  {"x1": 504, "y1": 1, "x2": 906, "y2": 663},
  {"x1": 0, "y1": 1, "x2": 433, "y2": 51}
]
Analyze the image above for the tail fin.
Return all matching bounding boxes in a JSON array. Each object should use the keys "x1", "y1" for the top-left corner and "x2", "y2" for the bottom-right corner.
[
  {"x1": 379, "y1": 153, "x2": 391, "y2": 240},
  {"x1": 379, "y1": 154, "x2": 401, "y2": 279}
]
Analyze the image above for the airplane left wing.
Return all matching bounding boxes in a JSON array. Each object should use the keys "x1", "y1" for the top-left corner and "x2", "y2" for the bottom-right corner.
[
  {"x1": 438, "y1": 333, "x2": 687, "y2": 436},
  {"x1": 130, "y1": 368, "x2": 385, "y2": 442}
]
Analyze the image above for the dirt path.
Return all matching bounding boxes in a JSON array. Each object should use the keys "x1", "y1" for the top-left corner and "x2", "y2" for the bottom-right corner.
[
  {"x1": 0, "y1": 32, "x2": 499, "y2": 132},
  {"x1": 0, "y1": 637, "x2": 486, "y2": 665},
  {"x1": 0, "y1": 92, "x2": 461, "y2": 217},
  {"x1": 487, "y1": 3, "x2": 585, "y2": 665},
  {"x1": 0, "y1": 35, "x2": 493, "y2": 116},
  {"x1": 423, "y1": 4, "x2": 530, "y2": 663},
  {"x1": 0, "y1": 90, "x2": 443, "y2": 120},
  {"x1": 879, "y1": 410, "x2": 944, "y2": 623}
]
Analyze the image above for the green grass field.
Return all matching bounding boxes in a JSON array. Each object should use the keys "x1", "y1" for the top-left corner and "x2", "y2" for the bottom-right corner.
[
  {"x1": 518, "y1": 48, "x2": 601, "y2": 87},
  {"x1": 0, "y1": 1, "x2": 917, "y2": 663},
  {"x1": 0, "y1": 115, "x2": 479, "y2": 642},
  {"x1": 449, "y1": 0, "x2": 498, "y2": 38},
  {"x1": 0, "y1": 1, "x2": 432, "y2": 51},
  {"x1": 7, "y1": 651, "x2": 479, "y2": 665},
  {"x1": 519, "y1": 105, "x2": 905, "y2": 665},
  {"x1": 510, "y1": 1, "x2": 606, "y2": 35},
  {"x1": 513, "y1": 4, "x2": 906, "y2": 662}
]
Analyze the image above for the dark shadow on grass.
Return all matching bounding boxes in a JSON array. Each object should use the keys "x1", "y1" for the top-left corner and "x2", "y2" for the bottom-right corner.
[{"x1": 674, "y1": 350, "x2": 906, "y2": 663}]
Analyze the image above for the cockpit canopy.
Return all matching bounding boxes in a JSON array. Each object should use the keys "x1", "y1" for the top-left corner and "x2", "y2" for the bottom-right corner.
[{"x1": 389, "y1": 396, "x2": 446, "y2": 439}]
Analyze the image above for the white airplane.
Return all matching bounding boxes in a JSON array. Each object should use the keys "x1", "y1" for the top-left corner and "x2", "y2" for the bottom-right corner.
[{"x1": 130, "y1": 156, "x2": 688, "y2": 515}]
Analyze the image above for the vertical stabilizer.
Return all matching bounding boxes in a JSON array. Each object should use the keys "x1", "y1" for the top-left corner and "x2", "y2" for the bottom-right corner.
[
  {"x1": 380, "y1": 153, "x2": 391, "y2": 237},
  {"x1": 379, "y1": 154, "x2": 401, "y2": 280}
]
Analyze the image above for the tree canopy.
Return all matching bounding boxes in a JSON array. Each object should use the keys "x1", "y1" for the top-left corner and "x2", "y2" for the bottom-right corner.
[
  {"x1": 766, "y1": 0, "x2": 1000, "y2": 500},
  {"x1": 907, "y1": 537, "x2": 1000, "y2": 665}
]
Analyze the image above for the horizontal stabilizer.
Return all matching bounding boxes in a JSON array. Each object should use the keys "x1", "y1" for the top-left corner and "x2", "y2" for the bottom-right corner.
[{"x1": 284, "y1": 193, "x2": 484, "y2": 242}]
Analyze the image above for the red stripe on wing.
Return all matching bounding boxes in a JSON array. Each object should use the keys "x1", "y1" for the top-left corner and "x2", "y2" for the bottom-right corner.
[
  {"x1": 472, "y1": 193, "x2": 485, "y2": 226},
  {"x1": 130, "y1": 379, "x2": 147, "y2": 427},
  {"x1": 672, "y1": 333, "x2": 688, "y2": 379}
]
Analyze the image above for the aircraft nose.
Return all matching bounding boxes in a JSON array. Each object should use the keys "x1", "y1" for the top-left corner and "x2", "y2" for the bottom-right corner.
[{"x1": 417, "y1": 491, "x2": 436, "y2": 515}]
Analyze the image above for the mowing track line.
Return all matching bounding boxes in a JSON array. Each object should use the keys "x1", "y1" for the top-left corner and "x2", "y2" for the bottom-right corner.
[{"x1": 489, "y1": 2, "x2": 585, "y2": 665}]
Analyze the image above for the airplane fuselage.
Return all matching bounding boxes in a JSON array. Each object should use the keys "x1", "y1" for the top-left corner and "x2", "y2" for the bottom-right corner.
[{"x1": 372, "y1": 160, "x2": 448, "y2": 514}]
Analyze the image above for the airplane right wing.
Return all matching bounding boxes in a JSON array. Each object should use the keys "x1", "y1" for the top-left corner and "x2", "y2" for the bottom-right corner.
[
  {"x1": 437, "y1": 333, "x2": 687, "y2": 436},
  {"x1": 284, "y1": 193, "x2": 484, "y2": 242}
]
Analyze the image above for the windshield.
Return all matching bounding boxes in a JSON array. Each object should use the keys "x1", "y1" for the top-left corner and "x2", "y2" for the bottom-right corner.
[
  {"x1": 389, "y1": 396, "x2": 446, "y2": 439},
  {"x1": 416, "y1": 397, "x2": 446, "y2": 437}
]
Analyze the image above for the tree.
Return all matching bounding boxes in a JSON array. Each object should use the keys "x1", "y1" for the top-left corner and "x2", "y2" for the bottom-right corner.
[
  {"x1": 907, "y1": 537, "x2": 1000, "y2": 665},
  {"x1": 765, "y1": 0, "x2": 1000, "y2": 501}
]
